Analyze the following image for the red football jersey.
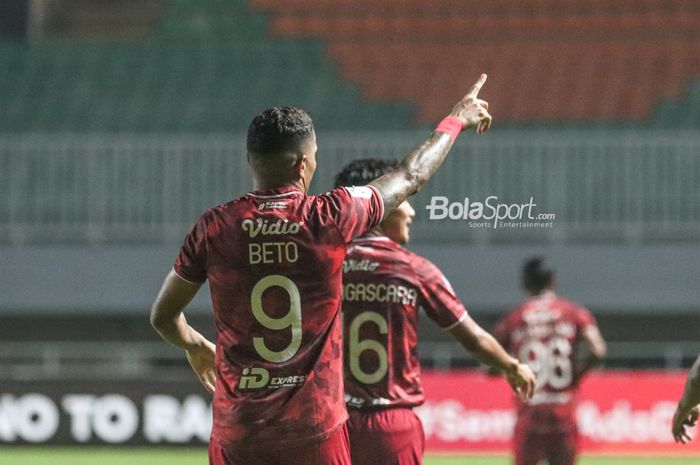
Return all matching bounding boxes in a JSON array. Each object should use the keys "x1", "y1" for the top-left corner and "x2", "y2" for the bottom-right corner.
[
  {"x1": 174, "y1": 185, "x2": 384, "y2": 443},
  {"x1": 341, "y1": 237, "x2": 467, "y2": 410},
  {"x1": 494, "y1": 291, "x2": 597, "y2": 433}
]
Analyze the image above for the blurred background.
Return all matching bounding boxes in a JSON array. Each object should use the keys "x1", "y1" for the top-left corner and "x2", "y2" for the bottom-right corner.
[{"x1": 0, "y1": 0, "x2": 699, "y2": 461}]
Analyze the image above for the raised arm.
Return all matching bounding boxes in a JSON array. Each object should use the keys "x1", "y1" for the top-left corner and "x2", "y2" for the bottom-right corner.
[
  {"x1": 150, "y1": 270, "x2": 217, "y2": 393},
  {"x1": 449, "y1": 314, "x2": 536, "y2": 402},
  {"x1": 370, "y1": 74, "x2": 492, "y2": 216},
  {"x1": 673, "y1": 355, "x2": 700, "y2": 444}
]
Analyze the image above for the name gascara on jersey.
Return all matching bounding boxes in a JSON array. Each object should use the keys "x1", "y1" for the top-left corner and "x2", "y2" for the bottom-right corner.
[{"x1": 343, "y1": 282, "x2": 418, "y2": 306}]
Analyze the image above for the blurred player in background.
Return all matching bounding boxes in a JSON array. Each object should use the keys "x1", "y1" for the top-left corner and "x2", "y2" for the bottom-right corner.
[
  {"x1": 335, "y1": 158, "x2": 535, "y2": 465},
  {"x1": 493, "y1": 257, "x2": 607, "y2": 465},
  {"x1": 150, "y1": 75, "x2": 493, "y2": 465},
  {"x1": 672, "y1": 354, "x2": 700, "y2": 444}
]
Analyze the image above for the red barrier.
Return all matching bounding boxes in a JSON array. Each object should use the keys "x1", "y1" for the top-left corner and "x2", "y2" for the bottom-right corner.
[{"x1": 416, "y1": 370, "x2": 700, "y2": 455}]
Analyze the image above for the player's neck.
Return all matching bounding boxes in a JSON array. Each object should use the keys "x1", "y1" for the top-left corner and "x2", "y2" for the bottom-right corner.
[
  {"x1": 363, "y1": 227, "x2": 388, "y2": 240},
  {"x1": 252, "y1": 178, "x2": 306, "y2": 194},
  {"x1": 528, "y1": 289, "x2": 555, "y2": 299}
]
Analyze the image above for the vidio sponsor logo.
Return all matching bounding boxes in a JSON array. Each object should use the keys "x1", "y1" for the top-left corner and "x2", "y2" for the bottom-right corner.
[
  {"x1": 241, "y1": 219, "x2": 303, "y2": 239},
  {"x1": 425, "y1": 196, "x2": 555, "y2": 229},
  {"x1": 238, "y1": 367, "x2": 307, "y2": 390},
  {"x1": 343, "y1": 259, "x2": 380, "y2": 273}
]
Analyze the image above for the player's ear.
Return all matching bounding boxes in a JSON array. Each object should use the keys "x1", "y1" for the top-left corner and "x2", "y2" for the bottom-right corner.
[{"x1": 295, "y1": 154, "x2": 307, "y2": 178}]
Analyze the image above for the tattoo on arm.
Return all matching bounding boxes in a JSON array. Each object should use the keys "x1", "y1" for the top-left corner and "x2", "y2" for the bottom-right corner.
[
  {"x1": 371, "y1": 132, "x2": 454, "y2": 216},
  {"x1": 370, "y1": 74, "x2": 491, "y2": 218}
]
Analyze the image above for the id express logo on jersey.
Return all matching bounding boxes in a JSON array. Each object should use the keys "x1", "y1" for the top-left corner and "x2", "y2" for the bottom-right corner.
[{"x1": 238, "y1": 367, "x2": 307, "y2": 390}]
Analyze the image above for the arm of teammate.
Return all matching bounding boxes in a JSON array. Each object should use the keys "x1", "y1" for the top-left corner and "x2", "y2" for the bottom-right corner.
[
  {"x1": 673, "y1": 355, "x2": 700, "y2": 444},
  {"x1": 448, "y1": 314, "x2": 536, "y2": 402},
  {"x1": 150, "y1": 270, "x2": 217, "y2": 393},
  {"x1": 370, "y1": 74, "x2": 492, "y2": 217},
  {"x1": 573, "y1": 325, "x2": 607, "y2": 385},
  {"x1": 485, "y1": 316, "x2": 511, "y2": 377}
]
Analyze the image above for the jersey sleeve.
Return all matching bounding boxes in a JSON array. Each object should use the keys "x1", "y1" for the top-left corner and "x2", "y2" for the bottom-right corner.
[
  {"x1": 574, "y1": 305, "x2": 597, "y2": 331},
  {"x1": 319, "y1": 185, "x2": 384, "y2": 243},
  {"x1": 173, "y1": 212, "x2": 209, "y2": 284},
  {"x1": 414, "y1": 256, "x2": 468, "y2": 330}
]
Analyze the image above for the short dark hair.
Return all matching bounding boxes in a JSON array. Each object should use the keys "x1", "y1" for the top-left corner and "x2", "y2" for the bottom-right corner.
[
  {"x1": 334, "y1": 158, "x2": 399, "y2": 188},
  {"x1": 522, "y1": 256, "x2": 554, "y2": 294},
  {"x1": 247, "y1": 107, "x2": 315, "y2": 155}
]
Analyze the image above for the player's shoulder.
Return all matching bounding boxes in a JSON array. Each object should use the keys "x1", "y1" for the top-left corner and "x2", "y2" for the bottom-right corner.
[
  {"x1": 192, "y1": 204, "x2": 223, "y2": 226},
  {"x1": 314, "y1": 185, "x2": 378, "y2": 202},
  {"x1": 371, "y1": 244, "x2": 439, "y2": 278},
  {"x1": 193, "y1": 194, "x2": 269, "y2": 228},
  {"x1": 552, "y1": 295, "x2": 594, "y2": 322},
  {"x1": 305, "y1": 186, "x2": 340, "y2": 209},
  {"x1": 408, "y1": 251, "x2": 441, "y2": 276},
  {"x1": 350, "y1": 236, "x2": 407, "y2": 259},
  {"x1": 407, "y1": 251, "x2": 460, "y2": 295},
  {"x1": 199, "y1": 198, "x2": 246, "y2": 223},
  {"x1": 553, "y1": 295, "x2": 588, "y2": 312},
  {"x1": 507, "y1": 302, "x2": 530, "y2": 322},
  {"x1": 495, "y1": 305, "x2": 523, "y2": 333}
]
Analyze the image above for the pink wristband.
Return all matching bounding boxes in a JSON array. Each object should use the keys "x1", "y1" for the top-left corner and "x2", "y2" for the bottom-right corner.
[{"x1": 434, "y1": 116, "x2": 463, "y2": 142}]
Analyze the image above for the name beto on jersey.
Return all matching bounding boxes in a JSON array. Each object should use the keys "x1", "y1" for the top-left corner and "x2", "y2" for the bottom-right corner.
[{"x1": 242, "y1": 218, "x2": 303, "y2": 265}]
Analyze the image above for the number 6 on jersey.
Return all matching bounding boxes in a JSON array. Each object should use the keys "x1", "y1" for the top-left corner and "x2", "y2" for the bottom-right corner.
[{"x1": 348, "y1": 311, "x2": 389, "y2": 384}]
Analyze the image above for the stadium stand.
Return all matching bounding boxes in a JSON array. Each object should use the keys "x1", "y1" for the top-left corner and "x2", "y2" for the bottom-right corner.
[
  {"x1": 0, "y1": 0, "x2": 413, "y2": 132},
  {"x1": 0, "y1": 0, "x2": 698, "y2": 132},
  {"x1": 45, "y1": 0, "x2": 164, "y2": 40},
  {"x1": 251, "y1": 0, "x2": 700, "y2": 126}
]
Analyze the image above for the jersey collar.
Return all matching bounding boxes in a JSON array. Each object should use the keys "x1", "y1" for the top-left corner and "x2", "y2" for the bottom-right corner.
[
  {"x1": 246, "y1": 186, "x2": 304, "y2": 199},
  {"x1": 353, "y1": 236, "x2": 393, "y2": 243}
]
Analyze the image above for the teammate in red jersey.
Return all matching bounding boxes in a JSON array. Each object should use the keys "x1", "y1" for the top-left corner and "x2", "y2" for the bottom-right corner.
[
  {"x1": 672, "y1": 354, "x2": 700, "y2": 444},
  {"x1": 335, "y1": 159, "x2": 536, "y2": 465},
  {"x1": 493, "y1": 257, "x2": 607, "y2": 465},
  {"x1": 150, "y1": 76, "x2": 493, "y2": 465}
]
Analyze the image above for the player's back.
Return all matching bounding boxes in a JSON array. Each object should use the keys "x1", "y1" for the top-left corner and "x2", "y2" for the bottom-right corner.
[
  {"x1": 342, "y1": 237, "x2": 466, "y2": 410},
  {"x1": 495, "y1": 292, "x2": 595, "y2": 431},
  {"x1": 174, "y1": 185, "x2": 383, "y2": 443}
]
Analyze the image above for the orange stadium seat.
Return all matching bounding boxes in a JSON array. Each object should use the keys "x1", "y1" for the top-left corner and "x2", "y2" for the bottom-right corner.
[
  {"x1": 250, "y1": 0, "x2": 700, "y2": 125},
  {"x1": 269, "y1": 11, "x2": 700, "y2": 43}
]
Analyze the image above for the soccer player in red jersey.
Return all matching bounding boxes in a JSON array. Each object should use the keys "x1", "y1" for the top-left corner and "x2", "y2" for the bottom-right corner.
[
  {"x1": 493, "y1": 257, "x2": 607, "y2": 465},
  {"x1": 149, "y1": 76, "x2": 494, "y2": 465},
  {"x1": 672, "y1": 354, "x2": 700, "y2": 444},
  {"x1": 335, "y1": 159, "x2": 536, "y2": 465}
]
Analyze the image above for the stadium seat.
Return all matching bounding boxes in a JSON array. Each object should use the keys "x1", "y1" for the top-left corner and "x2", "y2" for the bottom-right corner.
[
  {"x1": 251, "y1": 0, "x2": 700, "y2": 126},
  {"x1": 0, "y1": 0, "x2": 698, "y2": 132}
]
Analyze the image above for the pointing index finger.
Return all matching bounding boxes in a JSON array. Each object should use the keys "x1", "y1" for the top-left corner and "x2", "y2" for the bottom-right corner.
[{"x1": 465, "y1": 73, "x2": 487, "y2": 99}]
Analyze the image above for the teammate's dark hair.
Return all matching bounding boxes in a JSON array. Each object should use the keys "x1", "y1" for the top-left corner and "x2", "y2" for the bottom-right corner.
[
  {"x1": 334, "y1": 158, "x2": 399, "y2": 187},
  {"x1": 247, "y1": 107, "x2": 315, "y2": 155},
  {"x1": 522, "y1": 256, "x2": 554, "y2": 294}
]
